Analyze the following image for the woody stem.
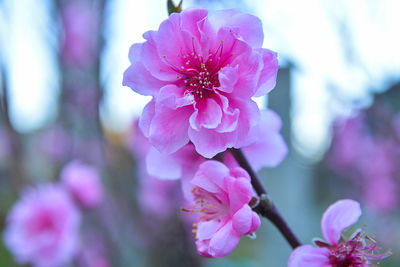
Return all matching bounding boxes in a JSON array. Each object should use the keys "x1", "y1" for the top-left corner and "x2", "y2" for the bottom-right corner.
[{"x1": 229, "y1": 148, "x2": 301, "y2": 249}]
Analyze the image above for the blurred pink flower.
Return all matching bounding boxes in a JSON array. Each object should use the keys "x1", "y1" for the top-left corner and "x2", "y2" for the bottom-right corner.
[
  {"x1": 123, "y1": 8, "x2": 278, "y2": 158},
  {"x1": 183, "y1": 160, "x2": 260, "y2": 257},
  {"x1": 224, "y1": 109, "x2": 287, "y2": 171},
  {"x1": 288, "y1": 199, "x2": 390, "y2": 267},
  {"x1": 329, "y1": 116, "x2": 373, "y2": 170},
  {"x1": 61, "y1": 0, "x2": 99, "y2": 66},
  {"x1": 61, "y1": 161, "x2": 104, "y2": 209},
  {"x1": 360, "y1": 140, "x2": 397, "y2": 211},
  {"x1": 128, "y1": 121, "x2": 182, "y2": 219},
  {"x1": 3, "y1": 184, "x2": 81, "y2": 267}
]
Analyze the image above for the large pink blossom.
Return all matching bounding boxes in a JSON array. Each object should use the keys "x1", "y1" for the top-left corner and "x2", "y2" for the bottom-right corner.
[
  {"x1": 61, "y1": 161, "x2": 104, "y2": 209},
  {"x1": 3, "y1": 184, "x2": 81, "y2": 267},
  {"x1": 288, "y1": 199, "x2": 390, "y2": 267},
  {"x1": 123, "y1": 8, "x2": 278, "y2": 158},
  {"x1": 182, "y1": 160, "x2": 260, "y2": 257}
]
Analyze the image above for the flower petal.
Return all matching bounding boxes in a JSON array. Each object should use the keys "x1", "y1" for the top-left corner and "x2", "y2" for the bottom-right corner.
[
  {"x1": 180, "y1": 8, "x2": 209, "y2": 41},
  {"x1": 122, "y1": 57, "x2": 166, "y2": 96},
  {"x1": 189, "y1": 127, "x2": 237, "y2": 158},
  {"x1": 227, "y1": 177, "x2": 252, "y2": 214},
  {"x1": 253, "y1": 48, "x2": 278, "y2": 97},
  {"x1": 228, "y1": 51, "x2": 263, "y2": 98},
  {"x1": 288, "y1": 245, "x2": 331, "y2": 267},
  {"x1": 157, "y1": 85, "x2": 193, "y2": 109},
  {"x1": 232, "y1": 205, "x2": 253, "y2": 235},
  {"x1": 243, "y1": 109, "x2": 287, "y2": 170},
  {"x1": 208, "y1": 9, "x2": 264, "y2": 48},
  {"x1": 191, "y1": 160, "x2": 229, "y2": 193},
  {"x1": 148, "y1": 103, "x2": 192, "y2": 154},
  {"x1": 321, "y1": 199, "x2": 362, "y2": 246},
  {"x1": 141, "y1": 31, "x2": 177, "y2": 81},
  {"x1": 138, "y1": 99, "x2": 156, "y2": 137},
  {"x1": 146, "y1": 147, "x2": 182, "y2": 180},
  {"x1": 197, "y1": 220, "x2": 223, "y2": 241},
  {"x1": 208, "y1": 221, "x2": 241, "y2": 258},
  {"x1": 189, "y1": 98, "x2": 222, "y2": 130}
]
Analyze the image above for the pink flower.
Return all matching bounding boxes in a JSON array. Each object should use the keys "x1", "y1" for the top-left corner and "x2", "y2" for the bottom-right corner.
[
  {"x1": 61, "y1": 161, "x2": 104, "y2": 209},
  {"x1": 3, "y1": 184, "x2": 81, "y2": 267},
  {"x1": 224, "y1": 109, "x2": 287, "y2": 171},
  {"x1": 182, "y1": 160, "x2": 260, "y2": 257},
  {"x1": 123, "y1": 8, "x2": 278, "y2": 158},
  {"x1": 288, "y1": 199, "x2": 390, "y2": 267}
]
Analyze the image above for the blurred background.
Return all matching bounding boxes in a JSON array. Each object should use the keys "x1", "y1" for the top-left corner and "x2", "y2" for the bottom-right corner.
[{"x1": 0, "y1": 0, "x2": 399, "y2": 266}]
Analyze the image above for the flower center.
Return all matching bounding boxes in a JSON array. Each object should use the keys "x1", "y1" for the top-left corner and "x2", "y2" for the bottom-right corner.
[
  {"x1": 328, "y1": 232, "x2": 390, "y2": 267},
  {"x1": 181, "y1": 186, "x2": 228, "y2": 221},
  {"x1": 163, "y1": 39, "x2": 232, "y2": 100}
]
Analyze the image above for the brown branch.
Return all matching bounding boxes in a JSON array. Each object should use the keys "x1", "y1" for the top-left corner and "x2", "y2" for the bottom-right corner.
[{"x1": 229, "y1": 148, "x2": 301, "y2": 249}]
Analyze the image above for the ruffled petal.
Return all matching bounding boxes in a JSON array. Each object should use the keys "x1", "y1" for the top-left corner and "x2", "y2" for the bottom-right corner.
[
  {"x1": 157, "y1": 84, "x2": 193, "y2": 109},
  {"x1": 228, "y1": 51, "x2": 263, "y2": 98},
  {"x1": 288, "y1": 245, "x2": 331, "y2": 267},
  {"x1": 142, "y1": 31, "x2": 177, "y2": 81},
  {"x1": 218, "y1": 65, "x2": 238, "y2": 94},
  {"x1": 189, "y1": 98, "x2": 222, "y2": 130},
  {"x1": 148, "y1": 103, "x2": 192, "y2": 154},
  {"x1": 123, "y1": 53, "x2": 166, "y2": 96},
  {"x1": 208, "y1": 9, "x2": 264, "y2": 48},
  {"x1": 180, "y1": 8, "x2": 209, "y2": 41},
  {"x1": 253, "y1": 48, "x2": 278, "y2": 97},
  {"x1": 321, "y1": 199, "x2": 362, "y2": 246}
]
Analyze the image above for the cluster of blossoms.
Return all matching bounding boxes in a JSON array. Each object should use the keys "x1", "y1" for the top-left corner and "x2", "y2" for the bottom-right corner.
[
  {"x1": 123, "y1": 7, "x2": 391, "y2": 264},
  {"x1": 327, "y1": 88, "x2": 400, "y2": 212},
  {"x1": 124, "y1": 7, "x2": 289, "y2": 257},
  {"x1": 3, "y1": 161, "x2": 105, "y2": 267}
]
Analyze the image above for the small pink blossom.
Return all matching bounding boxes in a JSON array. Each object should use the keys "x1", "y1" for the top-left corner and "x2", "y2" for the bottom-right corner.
[
  {"x1": 61, "y1": 161, "x2": 104, "y2": 209},
  {"x1": 123, "y1": 8, "x2": 278, "y2": 158},
  {"x1": 3, "y1": 184, "x2": 81, "y2": 267},
  {"x1": 182, "y1": 160, "x2": 260, "y2": 257},
  {"x1": 288, "y1": 199, "x2": 390, "y2": 267}
]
